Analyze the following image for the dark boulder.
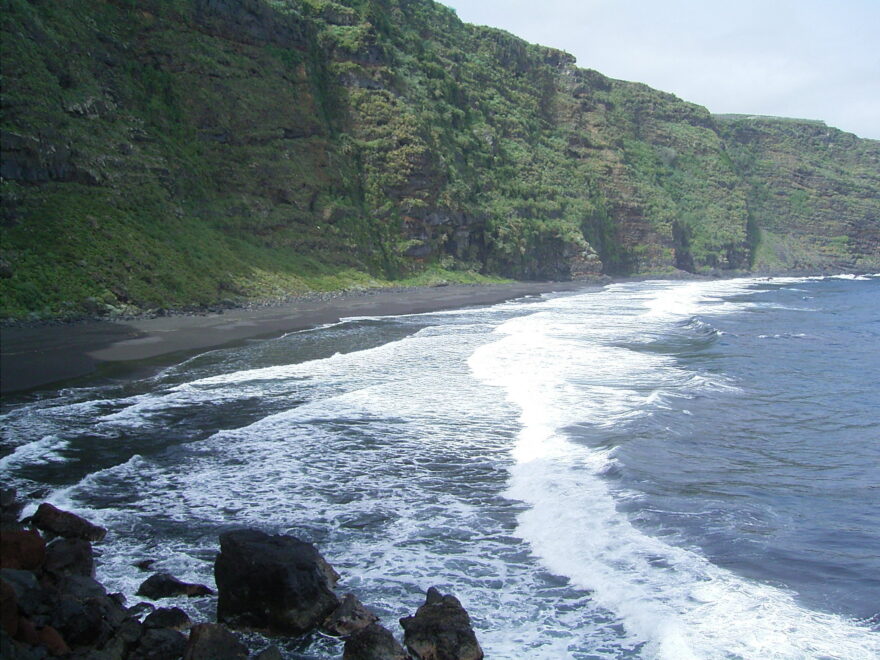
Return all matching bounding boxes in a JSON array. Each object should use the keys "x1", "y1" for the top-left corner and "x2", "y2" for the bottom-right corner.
[
  {"x1": 129, "y1": 602, "x2": 156, "y2": 618},
  {"x1": 399, "y1": 588, "x2": 483, "y2": 660},
  {"x1": 214, "y1": 529, "x2": 340, "y2": 635},
  {"x1": 323, "y1": 593, "x2": 380, "y2": 637},
  {"x1": 144, "y1": 607, "x2": 192, "y2": 631},
  {"x1": 44, "y1": 538, "x2": 94, "y2": 577},
  {"x1": 0, "y1": 487, "x2": 24, "y2": 529},
  {"x1": 31, "y1": 503, "x2": 107, "y2": 542},
  {"x1": 56, "y1": 574, "x2": 108, "y2": 601},
  {"x1": 182, "y1": 623, "x2": 248, "y2": 660},
  {"x1": 0, "y1": 530, "x2": 46, "y2": 570},
  {"x1": 129, "y1": 627, "x2": 187, "y2": 660},
  {"x1": 1, "y1": 579, "x2": 17, "y2": 637},
  {"x1": 34, "y1": 625, "x2": 69, "y2": 656},
  {"x1": 343, "y1": 623, "x2": 410, "y2": 660},
  {"x1": 52, "y1": 593, "x2": 104, "y2": 647},
  {"x1": 137, "y1": 573, "x2": 213, "y2": 600},
  {"x1": 1, "y1": 569, "x2": 46, "y2": 618},
  {"x1": 252, "y1": 646, "x2": 283, "y2": 660}
]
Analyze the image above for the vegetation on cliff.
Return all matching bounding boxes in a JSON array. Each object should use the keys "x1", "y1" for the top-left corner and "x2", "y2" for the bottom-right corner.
[{"x1": 2, "y1": 0, "x2": 878, "y2": 318}]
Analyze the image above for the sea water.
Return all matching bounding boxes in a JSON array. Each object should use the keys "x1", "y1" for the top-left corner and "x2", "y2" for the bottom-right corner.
[{"x1": 2, "y1": 275, "x2": 878, "y2": 659}]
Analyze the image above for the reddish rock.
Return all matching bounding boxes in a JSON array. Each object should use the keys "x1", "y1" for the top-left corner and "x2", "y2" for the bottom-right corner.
[
  {"x1": 400, "y1": 587, "x2": 483, "y2": 660},
  {"x1": 0, "y1": 529, "x2": 46, "y2": 569},
  {"x1": 15, "y1": 615, "x2": 39, "y2": 645},
  {"x1": 324, "y1": 593, "x2": 380, "y2": 637},
  {"x1": 1, "y1": 579, "x2": 18, "y2": 636},
  {"x1": 37, "y1": 625, "x2": 70, "y2": 656},
  {"x1": 31, "y1": 503, "x2": 107, "y2": 542}
]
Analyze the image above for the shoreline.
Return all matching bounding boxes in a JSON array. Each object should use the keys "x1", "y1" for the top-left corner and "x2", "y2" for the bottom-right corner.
[{"x1": 0, "y1": 280, "x2": 593, "y2": 395}]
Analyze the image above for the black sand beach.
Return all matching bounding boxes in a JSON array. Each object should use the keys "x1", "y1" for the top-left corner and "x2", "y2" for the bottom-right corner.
[{"x1": 1, "y1": 281, "x2": 591, "y2": 394}]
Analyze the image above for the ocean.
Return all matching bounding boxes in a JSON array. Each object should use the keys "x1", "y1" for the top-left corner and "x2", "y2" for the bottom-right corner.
[{"x1": 2, "y1": 275, "x2": 878, "y2": 659}]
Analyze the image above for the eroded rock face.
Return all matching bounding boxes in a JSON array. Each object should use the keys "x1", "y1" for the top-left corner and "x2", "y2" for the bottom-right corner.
[
  {"x1": 214, "y1": 529, "x2": 340, "y2": 635},
  {"x1": 399, "y1": 587, "x2": 483, "y2": 660}
]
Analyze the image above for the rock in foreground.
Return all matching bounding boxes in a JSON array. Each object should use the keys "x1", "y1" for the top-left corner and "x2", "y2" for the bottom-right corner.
[
  {"x1": 400, "y1": 587, "x2": 483, "y2": 660},
  {"x1": 215, "y1": 529, "x2": 340, "y2": 635},
  {"x1": 324, "y1": 593, "x2": 380, "y2": 637},
  {"x1": 183, "y1": 623, "x2": 248, "y2": 660},
  {"x1": 31, "y1": 503, "x2": 107, "y2": 542},
  {"x1": 343, "y1": 623, "x2": 410, "y2": 660},
  {"x1": 137, "y1": 573, "x2": 214, "y2": 600}
]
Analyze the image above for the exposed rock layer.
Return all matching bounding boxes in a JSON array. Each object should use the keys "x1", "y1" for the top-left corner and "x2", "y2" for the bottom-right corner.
[{"x1": 2, "y1": 0, "x2": 877, "y2": 319}]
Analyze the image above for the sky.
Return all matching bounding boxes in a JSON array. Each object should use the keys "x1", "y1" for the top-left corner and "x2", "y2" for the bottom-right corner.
[{"x1": 442, "y1": 0, "x2": 880, "y2": 140}]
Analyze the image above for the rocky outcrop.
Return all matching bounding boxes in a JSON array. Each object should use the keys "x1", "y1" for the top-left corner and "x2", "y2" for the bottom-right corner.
[
  {"x1": 182, "y1": 623, "x2": 248, "y2": 660},
  {"x1": 214, "y1": 529, "x2": 340, "y2": 634},
  {"x1": 137, "y1": 573, "x2": 214, "y2": 600},
  {"x1": 1, "y1": 500, "x2": 141, "y2": 657},
  {"x1": 324, "y1": 593, "x2": 381, "y2": 637},
  {"x1": 343, "y1": 623, "x2": 411, "y2": 660},
  {"x1": 31, "y1": 503, "x2": 107, "y2": 542},
  {"x1": 399, "y1": 587, "x2": 483, "y2": 660},
  {"x1": 0, "y1": 489, "x2": 485, "y2": 659},
  {"x1": 0, "y1": 495, "x2": 243, "y2": 660},
  {"x1": 143, "y1": 607, "x2": 193, "y2": 632}
]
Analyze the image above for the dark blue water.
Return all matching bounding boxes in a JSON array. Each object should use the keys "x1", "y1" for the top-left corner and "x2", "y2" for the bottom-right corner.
[
  {"x1": 609, "y1": 276, "x2": 880, "y2": 622},
  {"x1": 2, "y1": 275, "x2": 878, "y2": 658}
]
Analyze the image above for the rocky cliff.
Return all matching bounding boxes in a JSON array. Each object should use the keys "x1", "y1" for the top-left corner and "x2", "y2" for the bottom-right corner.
[{"x1": 2, "y1": 0, "x2": 878, "y2": 318}]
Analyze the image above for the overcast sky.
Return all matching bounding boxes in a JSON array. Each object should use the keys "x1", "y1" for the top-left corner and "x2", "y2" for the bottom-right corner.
[{"x1": 442, "y1": 0, "x2": 879, "y2": 140}]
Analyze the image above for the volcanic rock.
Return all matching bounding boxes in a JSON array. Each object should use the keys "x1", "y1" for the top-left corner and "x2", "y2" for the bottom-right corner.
[
  {"x1": 31, "y1": 503, "x2": 107, "y2": 542},
  {"x1": 129, "y1": 627, "x2": 187, "y2": 660},
  {"x1": 0, "y1": 529, "x2": 45, "y2": 570},
  {"x1": 399, "y1": 587, "x2": 483, "y2": 660},
  {"x1": 214, "y1": 528, "x2": 340, "y2": 634},
  {"x1": 44, "y1": 538, "x2": 94, "y2": 577},
  {"x1": 324, "y1": 593, "x2": 380, "y2": 636},
  {"x1": 144, "y1": 607, "x2": 192, "y2": 631},
  {"x1": 343, "y1": 623, "x2": 410, "y2": 660},
  {"x1": 182, "y1": 623, "x2": 248, "y2": 660},
  {"x1": 137, "y1": 573, "x2": 214, "y2": 599}
]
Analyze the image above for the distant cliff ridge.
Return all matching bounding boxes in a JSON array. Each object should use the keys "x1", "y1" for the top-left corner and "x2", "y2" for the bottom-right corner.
[{"x1": 2, "y1": 0, "x2": 878, "y2": 318}]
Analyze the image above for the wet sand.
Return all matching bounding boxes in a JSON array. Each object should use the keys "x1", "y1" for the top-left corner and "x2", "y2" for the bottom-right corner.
[{"x1": 1, "y1": 281, "x2": 593, "y2": 394}]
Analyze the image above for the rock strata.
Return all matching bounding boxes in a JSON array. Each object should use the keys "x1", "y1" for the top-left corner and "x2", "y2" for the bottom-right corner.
[
  {"x1": 214, "y1": 529, "x2": 340, "y2": 634},
  {"x1": 399, "y1": 587, "x2": 483, "y2": 660}
]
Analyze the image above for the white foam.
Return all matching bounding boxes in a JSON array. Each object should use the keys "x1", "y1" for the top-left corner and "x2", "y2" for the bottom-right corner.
[
  {"x1": 0, "y1": 435, "x2": 70, "y2": 470},
  {"x1": 470, "y1": 278, "x2": 880, "y2": 659}
]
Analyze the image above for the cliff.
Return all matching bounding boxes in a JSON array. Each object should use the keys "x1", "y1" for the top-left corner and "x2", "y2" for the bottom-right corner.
[{"x1": 2, "y1": 0, "x2": 878, "y2": 318}]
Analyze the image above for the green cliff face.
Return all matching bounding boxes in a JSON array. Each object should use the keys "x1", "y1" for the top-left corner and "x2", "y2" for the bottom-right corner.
[{"x1": 2, "y1": 0, "x2": 878, "y2": 318}]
